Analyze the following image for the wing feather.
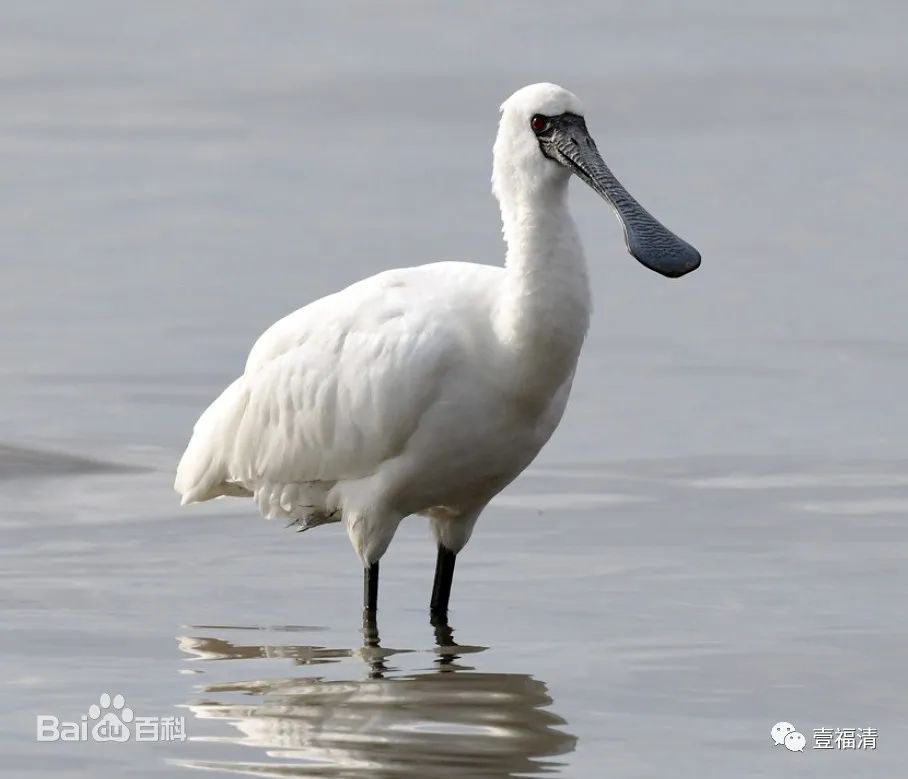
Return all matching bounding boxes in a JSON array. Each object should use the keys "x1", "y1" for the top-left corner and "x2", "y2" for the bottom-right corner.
[{"x1": 175, "y1": 262, "x2": 501, "y2": 510}]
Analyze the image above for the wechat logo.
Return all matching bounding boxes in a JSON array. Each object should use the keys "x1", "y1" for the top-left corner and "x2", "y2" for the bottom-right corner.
[{"x1": 771, "y1": 721, "x2": 806, "y2": 752}]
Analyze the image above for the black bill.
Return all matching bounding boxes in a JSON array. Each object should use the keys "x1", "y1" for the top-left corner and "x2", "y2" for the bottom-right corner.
[{"x1": 538, "y1": 114, "x2": 701, "y2": 278}]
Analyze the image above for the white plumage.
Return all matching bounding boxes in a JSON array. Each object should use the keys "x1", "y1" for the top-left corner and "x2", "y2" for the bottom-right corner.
[{"x1": 175, "y1": 83, "x2": 698, "y2": 601}]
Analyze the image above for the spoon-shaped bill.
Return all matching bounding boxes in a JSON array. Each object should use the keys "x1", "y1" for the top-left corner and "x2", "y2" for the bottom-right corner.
[{"x1": 547, "y1": 120, "x2": 701, "y2": 278}]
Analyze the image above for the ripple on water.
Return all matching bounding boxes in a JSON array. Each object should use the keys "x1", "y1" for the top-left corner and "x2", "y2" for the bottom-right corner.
[{"x1": 172, "y1": 623, "x2": 576, "y2": 778}]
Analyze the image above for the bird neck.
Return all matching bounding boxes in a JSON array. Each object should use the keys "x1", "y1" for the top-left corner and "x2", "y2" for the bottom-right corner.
[{"x1": 494, "y1": 180, "x2": 591, "y2": 401}]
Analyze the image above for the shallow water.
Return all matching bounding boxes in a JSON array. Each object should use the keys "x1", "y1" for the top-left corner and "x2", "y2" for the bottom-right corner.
[
  {"x1": 2, "y1": 2, "x2": 907, "y2": 777},
  {"x1": 3, "y1": 454, "x2": 908, "y2": 776}
]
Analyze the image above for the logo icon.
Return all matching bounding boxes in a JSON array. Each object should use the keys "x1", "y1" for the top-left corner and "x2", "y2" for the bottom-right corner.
[
  {"x1": 771, "y1": 721, "x2": 806, "y2": 753},
  {"x1": 771, "y1": 721, "x2": 795, "y2": 746},
  {"x1": 89, "y1": 693, "x2": 134, "y2": 742}
]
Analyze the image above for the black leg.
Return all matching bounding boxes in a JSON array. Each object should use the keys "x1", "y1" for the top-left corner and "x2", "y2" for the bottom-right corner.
[
  {"x1": 431, "y1": 611, "x2": 454, "y2": 646},
  {"x1": 360, "y1": 609, "x2": 387, "y2": 679},
  {"x1": 430, "y1": 611, "x2": 459, "y2": 669},
  {"x1": 430, "y1": 545, "x2": 457, "y2": 615},
  {"x1": 363, "y1": 561, "x2": 379, "y2": 615}
]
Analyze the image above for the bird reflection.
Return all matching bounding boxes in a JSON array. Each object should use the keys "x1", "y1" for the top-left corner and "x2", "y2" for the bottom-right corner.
[{"x1": 175, "y1": 616, "x2": 576, "y2": 778}]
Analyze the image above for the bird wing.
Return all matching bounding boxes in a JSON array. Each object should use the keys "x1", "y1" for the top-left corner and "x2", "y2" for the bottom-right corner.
[{"x1": 175, "y1": 262, "x2": 502, "y2": 508}]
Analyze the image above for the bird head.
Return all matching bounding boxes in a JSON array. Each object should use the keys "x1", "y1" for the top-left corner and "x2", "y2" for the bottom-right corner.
[{"x1": 493, "y1": 83, "x2": 700, "y2": 278}]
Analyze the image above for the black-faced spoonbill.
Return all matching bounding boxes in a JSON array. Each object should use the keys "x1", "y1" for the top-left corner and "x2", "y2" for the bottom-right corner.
[{"x1": 175, "y1": 83, "x2": 700, "y2": 619}]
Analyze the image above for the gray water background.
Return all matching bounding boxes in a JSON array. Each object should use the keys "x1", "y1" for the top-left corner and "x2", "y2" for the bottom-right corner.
[{"x1": 1, "y1": 1, "x2": 907, "y2": 777}]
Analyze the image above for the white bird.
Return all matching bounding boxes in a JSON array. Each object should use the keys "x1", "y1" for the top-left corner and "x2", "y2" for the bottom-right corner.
[{"x1": 175, "y1": 83, "x2": 699, "y2": 617}]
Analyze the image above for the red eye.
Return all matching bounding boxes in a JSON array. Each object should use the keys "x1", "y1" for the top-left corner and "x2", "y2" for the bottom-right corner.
[{"x1": 530, "y1": 115, "x2": 548, "y2": 133}]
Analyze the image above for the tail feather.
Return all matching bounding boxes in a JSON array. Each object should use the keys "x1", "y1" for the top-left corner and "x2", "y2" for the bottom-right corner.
[{"x1": 175, "y1": 377, "x2": 249, "y2": 504}]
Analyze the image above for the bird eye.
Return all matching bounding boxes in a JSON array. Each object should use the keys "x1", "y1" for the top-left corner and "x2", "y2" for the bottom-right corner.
[{"x1": 530, "y1": 115, "x2": 548, "y2": 133}]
